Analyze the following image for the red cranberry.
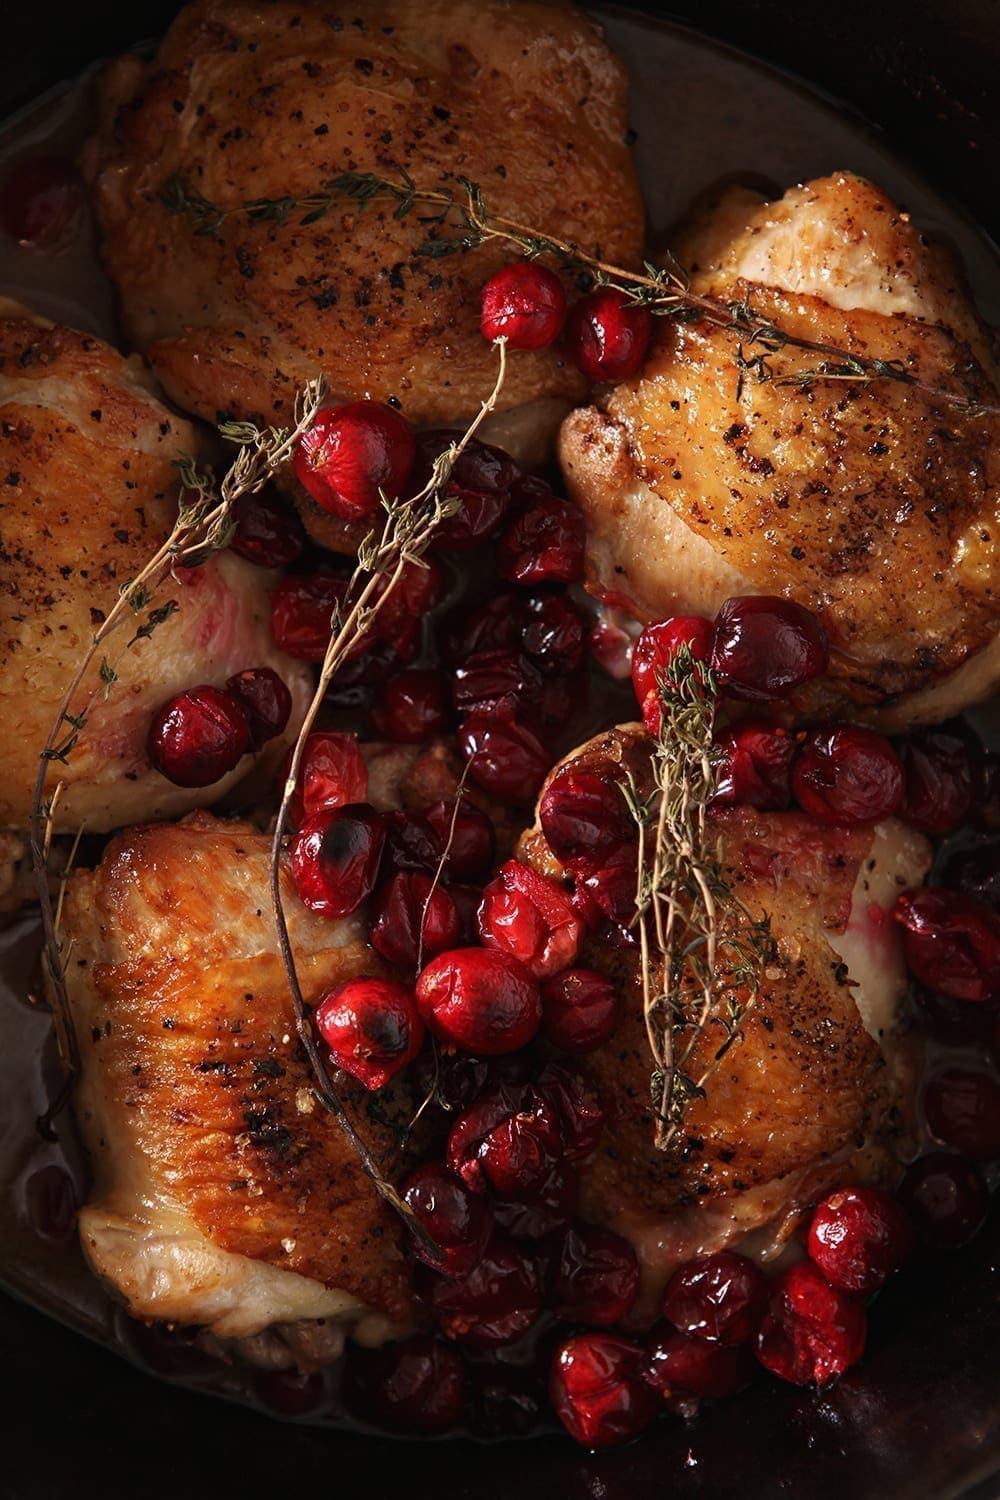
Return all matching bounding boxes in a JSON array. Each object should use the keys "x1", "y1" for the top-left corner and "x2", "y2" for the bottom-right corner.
[
  {"x1": 255, "y1": 1368, "x2": 325, "y2": 1416},
  {"x1": 755, "y1": 1261, "x2": 867, "y2": 1387},
  {"x1": 497, "y1": 491, "x2": 585, "y2": 586},
  {"x1": 711, "y1": 596, "x2": 828, "y2": 702},
  {"x1": 492, "y1": 1157, "x2": 579, "y2": 1239},
  {"x1": 314, "y1": 976, "x2": 424, "y2": 1089},
  {"x1": 148, "y1": 685, "x2": 250, "y2": 787},
  {"x1": 540, "y1": 968, "x2": 619, "y2": 1054},
  {"x1": 23, "y1": 1163, "x2": 77, "y2": 1243},
  {"x1": 712, "y1": 720, "x2": 796, "y2": 810},
  {"x1": 368, "y1": 872, "x2": 461, "y2": 969},
  {"x1": 536, "y1": 1062, "x2": 605, "y2": 1161},
  {"x1": 662, "y1": 1251, "x2": 768, "y2": 1345},
  {"x1": 477, "y1": 860, "x2": 583, "y2": 980},
  {"x1": 645, "y1": 1323, "x2": 754, "y2": 1402},
  {"x1": 415, "y1": 948, "x2": 541, "y2": 1054},
  {"x1": 923, "y1": 1069, "x2": 1000, "y2": 1161},
  {"x1": 372, "y1": 668, "x2": 451, "y2": 743},
  {"x1": 413, "y1": 431, "x2": 522, "y2": 551},
  {"x1": 552, "y1": 1222, "x2": 640, "y2": 1325},
  {"x1": 293, "y1": 400, "x2": 416, "y2": 521},
  {"x1": 939, "y1": 839, "x2": 1000, "y2": 910},
  {"x1": 289, "y1": 803, "x2": 385, "y2": 917},
  {"x1": 550, "y1": 1332, "x2": 657, "y2": 1449},
  {"x1": 896, "y1": 1151, "x2": 988, "y2": 1248},
  {"x1": 447, "y1": 1081, "x2": 563, "y2": 1196},
  {"x1": 806, "y1": 1187, "x2": 913, "y2": 1296},
  {"x1": 446, "y1": 591, "x2": 528, "y2": 661},
  {"x1": 425, "y1": 799, "x2": 496, "y2": 881},
  {"x1": 0, "y1": 155, "x2": 80, "y2": 245},
  {"x1": 452, "y1": 650, "x2": 544, "y2": 717},
  {"x1": 228, "y1": 490, "x2": 305, "y2": 568},
  {"x1": 343, "y1": 1335, "x2": 466, "y2": 1434},
  {"x1": 449, "y1": 883, "x2": 486, "y2": 943},
  {"x1": 368, "y1": 557, "x2": 444, "y2": 659},
  {"x1": 539, "y1": 767, "x2": 631, "y2": 868},
  {"x1": 564, "y1": 288, "x2": 652, "y2": 384},
  {"x1": 793, "y1": 726, "x2": 905, "y2": 825},
  {"x1": 522, "y1": 595, "x2": 586, "y2": 674},
  {"x1": 917, "y1": 989, "x2": 1000, "y2": 1049},
  {"x1": 573, "y1": 841, "x2": 641, "y2": 941},
  {"x1": 381, "y1": 812, "x2": 443, "y2": 876},
  {"x1": 894, "y1": 887, "x2": 1000, "y2": 1002},
  {"x1": 269, "y1": 572, "x2": 347, "y2": 662},
  {"x1": 284, "y1": 731, "x2": 368, "y2": 827},
  {"x1": 480, "y1": 261, "x2": 567, "y2": 349},
  {"x1": 427, "y1": 1235, "x2": 542, "y2": 1348},
  {"x1": 898, "y1": 726, "x2": 979, "y2": 835},
  {"x1": 459, "y1": 701, "x2": 553, "y2": 803},
  {"x1": 402, "y1": 1161, "x2": 494, "y2": 1275},
  {"x1": 631, "y1": 615, "x2": 714, "y2": 711},
  {"x1": 225, "y1": 667, "x2": 291, "y2": 750}
]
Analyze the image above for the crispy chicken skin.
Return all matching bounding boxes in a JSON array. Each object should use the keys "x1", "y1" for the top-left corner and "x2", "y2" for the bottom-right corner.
[
  {"x1": 0, "y1": 315, "x2": 311, "y2": 833},
  {"x1": 61, "y1": 813, "x2": 415, "y2": 1355},
  {"x1": 560, "y1": 174, "x2": 1000, "y2": 728}
]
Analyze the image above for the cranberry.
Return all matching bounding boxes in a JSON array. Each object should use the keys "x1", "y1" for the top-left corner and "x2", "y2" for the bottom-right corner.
[
  {"x1": 269, "y1": 573, "x2": 347, "y2": 662},
  {"x1": 446, "y1": 591, "x2": 528, "y2": 661},
  {"x1": 23, "y1": 1163, "x2": 76, "y2": 1243},
  {"x1": 711, "y1": 596, "x2": 828, "y2": 703},
  {"x1": 255, "y1": 1368, "x2": 325, "y2": 1416},
  {"x1": 552, "y1": 1222, "x2": 640, "y2": 1325},
  {"x1": 425, "y1": 799, "x2": 496, "y2": 881},
  {"x1": 497, "y1": 491, "x2": 585, "y2": 586},
  {"x1": 536, "y1": 1062, "x2": 605, "y2": 1161},
  {"x1": 806, "y1": 1188, "x2": 913, "y2": 1296},
  {"x1": 923, "y1": 1068, "x2": 1000, "y2": 1161},
  {"x1": 293, "y1": 400, "x2": 416, "y2": 521},
  {"x1": 662, "y1": 1251, "x2": 768, "y2": 1345},
  {"x1": 289, "y1": 803, "x2": 385, "y2": 917},
  {"x1": 712, "y1": 720, "x2": 796, "y2": 810},
  {"x1": 480, "y1": 261, "x2": 567, "y2": 349},
  {"x1": 368, "y1": 557, "x2": 444, "y2": 659},
  {"x1": 573, "y1": 842, "x2": 640, "y2": 940},
  {"x1": 939, "y1": 839, "x2": 1000, "y2": 910},
  {"x1": 898, "y1": 726, "x2": 979, "y2": 835},
  {"x1": 522, "y1": 595, "x2": 586, "y2": 674},
  {"x1": 368, "y1": 872, "x2": 461, "y2": 969},
  {"x1": 894, "y1": 887, "x2": 1000, "y2": 1002},
  {"x1": 540, "y1": 968, "x2": 619, "y2": 1054},
  {"x1": 477, "y1": 860, "x2": 583, "y2": 980},
  {"x1": 148, "y1": 684, "x2": 250, "y2": 787},
  {"x1": 447, "y1": 1081, "x2": 563, "y2": 1196},
  {"x1": 755, "y1": 1261, "x2": 867, "y2": 1387},
  {"x1": 0, "y1": 155, "x2": 80, "y2": 245},
  {"x1": 415, "y1": 948, "x2": 541, "y2": 1054},
  {"x1": 413, "y1": 431, "x2": 522, "y2": 551},
  {"x1": 564, "y1": 288, "x2": 652, "y2": 384},
  {"x1": 402, "y1": 1161, "x2": 494, "y2": 1276},
  {"x1": 493, "y1": 1157, "x2": 579, "y2": 1239},
  {"x1": 550, "y1": 1332, "x2": 657, "y2": 1449},
  {"x1": 459, "y1": 701, "x2": 553, "y2": 803},
  {"x1": 228, "y1": 490, "x2": 305, "y2": 568},
  {"x1": 449, "y1": 883, "x2": 486, "y2": 943},
  {"x1": 793, "y1": 726, "x2": 905, "y2": 825},
  {"x1": 472, "y1": 1361, "x2": 545, "y2": 1438},
  {"x1": 225, "y1": 667, "x2": 291, "y2": 750},
  {"x1": 645, "y1": 1323, "x2": 754, "y2": 1402},
  {"x1": 977, "y1": 754, "x2": 1000, "y2": 830},
  {"x1": 283, "y1": 731, "x2": 368, "y2": 827},
  {"x1": 314, "y1": 975, "x2": 423, "y2": 1090},
  {"x1": 343, "y1": 1335, "x2": 466, "y2": 1434},
  {"x1": 427, "y1": 1235, "x2": 542, "y2": 1348},
  {"x1": 539, "y1": 767, "x2": 631, "y2": 868},
  {"x1": 452, "y1": 649, "x2": 545, "y2": 717},
  {"x1": 381, "y1": 812, "x2": 443, "y2": 876},
  {"x1": 631, "y1": 615, "x2": 714, "y2": 711},
  {"x1": 372, "y1": 668, "x2": 451, "y2": 743},
  {"x1": 896, "y1": 1151, "x2": 989, "y2": 1248},
  {"x1": 917, "y1": 988, "x2": 1000, "y2": 1048}
]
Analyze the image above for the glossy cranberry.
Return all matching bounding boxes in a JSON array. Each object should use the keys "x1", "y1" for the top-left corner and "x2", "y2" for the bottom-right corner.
[
  {"x1": 368, "y1": 872, "x2": 462, "y2": 969},
  {"x1": 427, "y1": 1235, "x2": 542, "y2": 1348},
  {"x1": 414, "y1": 431, "x2": 522, "y2": 551},
  {"x1": 552, "y1": 1222, "x2": 640, "y2": 1325},
  {"x1": 565, "y1": 288, "x2": 652, "y2": 384},
  {"x1": 228, "y1": 489, "x2": 305, "y2": 568},
  {"x1": 452, "y1": 649, "x2": 545, "y2": 717},
  {"x1": 645, "y1": 1322, "x2": 754, "y2": 1402},
  {"x1": 0, "y1": 155, "x2": 80, "y2": 245},
  {"x1": 447, "y1": 1081, "x2": 563, "y2": 1196},
  {"x1": 493, "y1": 1157, "x2": 579, "y2": 1239},
  {"x1": 343, "y1": 1335, "x2": 466, "y2": 1434},
  {"x1": 806, "y1": 1188, "x2": 913, "y2": 1296},
  {"x1": 898, "y1": 726, "x2": 979, "y2": 835},
  {"x1": 662, "y1": 1251, "x2": 768, "y2": 1345},
  {"x1": 793, "y1": 726, "x2": 905, "y2": 825},
  {"x1": 939, "y1": 839, "x2": 1000, "y2": 910},
  {"x1": 459, "y1": 701, "x2": 553, "y2": 803},
  {"x1": 540, "y1": 968, "x2": 619, "y2": 1054},
  {"x1": 402, "y1": 1161, "x2": 494, "y2": 1276},
  {"x1": 894, "y1": 887, "x2": 1000, "y2": 1002},
  {"x1": 289, "y1": 803, "x2": 385, "y2": 917},
  {"x1": 447, "y1": 883, "x2": 485, "y2": 943},
  {"x1": 293, "y1": 400, "x2": 416, "y2": 521},
  {"x1": 372, "y1": 668, "x2": 451, "y2": 743},
  {"x1": 415, "y1": 948, "x2": 542, "y2": 1054},
  {"x1": 225, "y1": 667, "x2": 291, "y2": 750},
  {"x1": 148, "y1": 685, "x2": 250, "y2": 787},
  {"x1": 480, "y1": 261, "x2": 567, "y2": 349},
  {"x1": 283, "y1": 731, "x2": 368, "y2": 828},
  {"x1": 269, "y1": 572, "x2": 347, "y2": 662},
  {"x1": 255, "y1": 1368, "x2": 325, "y2": 1416},
  {"x1": 923, "y1": 1068, "x2": 1000, "y2": 1161},
  {"x1": 477, "y1": 860, "x2": 583, "y2": 980},
  {"x1": 896, "y1": 1151, "x2": 989, "y2": 1248},
  {"x1": 550, "y1": 1332, "x2": 658, "y2": 1449},
  {"x1": 712, "y1": 720, "x2": 796, "y2": 810},
  {"x1": 631, "y1": 615, "x2": 715, "y2": 711},
  {"x1": 536, "y1": 1062, "x2": 605, "y2": 1161},
  {"x1": 380, "y1": 811, "x2": 442, "y2": 876},
  {"x1": 368, "y1": 557, "x2": 445, "y2": 659},
  {"x1": 23, "y1": 1163, "x2": 76, "y2": 1243},
  {"x1": 314, "y1": 975, "x2": 423, "y2": 1090},
  {"x1": 446, "y1": 590, "x2": 528, "y2": 660},
  {"x1": 573, "y1": 842, "x2": 640, "y2": 940},
  {"x1": 425, "y1": 799, "x2": 496, "y2": 881},
  {"x1": 755, "y1": 1261, "x2": 867, "y2": 1387},
  {"x1": 539, "y1": 767, "x2": 631, "y2": 868},
  {"x1": 522, "y1": 595, "x2": 586, "y2": 674},
  {"x1": 497, "y1": 492, "x2": 585, "y2": 586},
  {"x1": 711, "y1": 596, "x2": 828, "y2": 703}
]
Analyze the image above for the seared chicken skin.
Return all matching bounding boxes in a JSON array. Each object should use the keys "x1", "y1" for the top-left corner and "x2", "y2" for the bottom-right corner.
[
  {"x1": 0, "y1": 315, "x2": 311, "y2": 833},
  {"x1": 560, "y1": 174, "x2": 1000, "y2": 728}
]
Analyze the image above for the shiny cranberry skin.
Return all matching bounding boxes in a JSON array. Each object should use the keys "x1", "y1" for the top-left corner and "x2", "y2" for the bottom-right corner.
[
  {"x1": 447, "y1": 1081, "x2": 563, "y2": 1195},
  {"x1": 148, "y1": 685, "x2": 250, "y2": 787},
  {"x1": 368, "y1": 872, "x2": 462, "y2": 969},
  {"x1": 755, "y1": 1261, "x2": 866, "y2": 1387},
  {"x1": 939, "y1": 839, "x2": 1000, "y2": 910},
  {"x1": 459, "y1": 701, "x2": 553, "y2": 803},
  {"x1": 713, "y1": 720, "x2": 796, "y2": 810},
  {"x1": 225, "y1": 667, "x2": 291, "y2": 750},
  {"x1": 293, "y1": 400, "x2": 416, "y2": 521},
  {"x1": 896, "y1": 1151, "x2": 988, "y2": 1248},
  {"x1": 343, "y1": 1335, "x2": 466, "y2": 1434},
  {"x1": 565, "y1": 288, "x2": 652, "y2": 384},
  {"x1": 381, "y1": 812, "x2": 443, "y2": 876},
  {"x1": 924, "y1": 1069, "x2": 1000, "y2": 1161},
  {"x1": 552, "y1": 1222, "x2": 640, "y2": 1325},
  {"x1": 255, "y1": 1368, "x2": 325, "y2": 1416},
  {"x1": 446, "y1": 591, "x2": 528, "y2": 661},
  {"x1": 573, "y1": 842, "x2": 640, "y2": 940},
  {"x1": 23, "y1": 1164, "x2": 76, "y2": 1243},
  {"x1": 416, "y1": 948, "x2": 541, "y2": 1054},
  {"x1": 414, "y1": 431, "x2": 522, "y2": 551},
  {"x1": 522, "y1": 595, "x2": 586, "y2": 674},
  {"x1": 539, "y1": 767, "x2": 631, "y2": 868},
  {"x1": 453, "y1": 649, "x2": 544, "y2": 717},
  {"x1": 662, "y1": 1251, "x2": 768, "y2": 1345},
  {"x1": 368, "y1": 557, "x2": 444, "y2": 659},
  {"x1": 314, "y1": 976, "x2": 424, "y2": 1090},
  {"x1": 449, "y1": 883, "x2": 486, "y2": 943},
  {"x1": 493, "y1": 1157, "x2": 579, "y2": 1239},
  {"x1": 631, "y1": 616, "x2": 715, "y2": 709},
  {"x1": 480, "y1": 261, "x2": 567, "y2": 349},
  {"x1": 898, "y1": 726, "x2": 979, "y2": 835},
  {"x1": 402, "y1": 1161, "x2": 494, "y2": 1276},
  {"x1": 289, "y1": 803, "x2": 385, "y2": 917},
  {"x1": 427, "y1": 1235, "x2": 542, "y2": 1348},
  {"x1": 0, "y1": 155, "x2": 80, "y2": 245},
  {"x1": 537, "y1": 1062, "x2": 605, "y2": 1161},
  {"x1": 497, "y1": 492, "x2": 584, "y2": 586},
  {"x1": 372, "y1": 668, "x2": 451, "y2": 743},
  {"x1": 793, "y1": 726, "x2": 905, "y2": 826},
  {"x1": 550, "y1": 1332, "x2": 657, "y2": 1450},
  {"x1": 711, "y1": 596, "x2": 828, "y2": 703},
  {"x1": 806, "y1": 1188, "x2": 913, "y2": 1296},
  {"x1": 228, "y1": 490, "x2": 305, "y2": 568},
  {"x1": 894, "y1": 887, "x2": 1000, "y2": 1003},
  {"x1": 284, "y1": 731, "x2": 368, "y2": 827},
  {"x1": 540, "y1": 968, "x2": 619, "y2": 1054},
  {"x1": 478, "y1": 860, "x2": 583, "y2": 980},
  {"x1": 425, "y1": 799, "x2": 496, "y2": 881},
  {"x1": 645, "y1": 1323, "x2": 754, "y2": 1401},
  {"x1": 269, "y1": 573, "x2": 346, "y2": 662}
]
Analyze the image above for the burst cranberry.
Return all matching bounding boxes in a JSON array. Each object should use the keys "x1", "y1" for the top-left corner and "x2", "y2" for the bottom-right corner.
[
  {"x1": 552, "y1": 1222, "x2": 640, "y2": 1325},
  {"x1": 372, "y1": 668, "x2": 451, "y2": 743},
  {"x1": 452, "y1": 649, "x2": 544, "y2": 717},
  {"x1": 540, "y1": 968, "x2": 619, "y2": 1054},
  {"x1": 447, "y1": 1081, "x2": 563, "y2": 1195},
  {"x1": 497, "y1": 492, "x2": 585, "y2": 586},
  {"x1": 755, "y1": 1261, "x2": 866, "y2": 1387},
  {"x1": 493, "y1": 1157, "x2": 579, "y2": 1238},
  {"x1": 539, "y1": 767, "x2": 631, "y2": 868},
  {"x1": 427, "y1": 1235, "x2": 542, "y2": 1347},
  {"x1": 480, "y1": 261, "x2": 567, "y2": 349},
  {"x1": 631, "y1": 616, "x2": 714, "y2": 713},
  {"x1": 289, "y1": 803, "x2": 385, "y2": 917},
  {"x1": 896, "y1": 1151, "x2": 988, "y2": 1248},
  {"x1": 402, "y1": 1161, "x2": 494, "y2": 1275},
  {"x1": 148, "y1": 685, "x2": 250, "y2": 787},
  {"x1": 923, "y1": 1068, "x2": 1000, "y2": 1161},
  {"x1": 459, "y1": 701, "x2": 553, "y2": 803},
  {"x1": 0, "y1": 155, "x2": 80, "y2": 245},
  {"x1": 228, "y1": 489, "x2": 305, "y2": 568},
  {"x1": 713, "y1": 720, "x2": 796, "y2": 810},
  {"x1": 381, "y1": 811, "x2": 443, "y2": 876},
  {"x1": 793, "y1": 726, "x2": 905, "y2": 825},
  {"x1": 894, "y1": 887, "x2": 1000, "y2": 1002},
  {"x1": 314, "y1": 975, "x2": 424, "y2": 1090},
  {"x1": 368, "y1": 872, "x2": 461, "y2": 968},
  {"x1": 536, "y1": 1062, "x2": 605, "y2": 1161},
  {"x1": 415, "y1": 948, "x2": 541, "y2": 1054},
  {"x1": 898, "y1": 726, "x2": 979, "y2": 834},
  {"x1": 343, "y1": 1335, "x2": 466, "y2": 1434},
  {"x1": 573, "y1": 842, "x2": 640, "y2": 939},
  {"x1": 293, "y1": 400, "x2": 416, "y2": 521},
  {"x1": 269, "y1": 572, "x2": 346, "y2": 662},
  {"x1": 662, "y1": 1251, "x2": 768, "y2": 1345},
  {"x1": 711, "y1": 596, "x2": 828, "y2": 702},
  {"x1": 550, "y1": 1333, "x2": 657, "y2": 1449},
  {"x1": 225, "y1": 667, "x2": 291, "y2": 750},
  {"x1": 284, "y1": 731, "x2": 368, "y2": 827},
  {"x1": 477, "y1": 860, "x2": 583, "y2": 980},
  {"x1": 425, "y1": 799, "x2": 496, "y2": 881},
  {"x1": 645, "y1": 1323, "x2": 754, "y2": 1402},
  {"x1": 414, "y1": 431, "x2": 522, "y2": 551},
  {"x1": 806, "y1": 1188, "x2": 913, "y2": 1296},
  {"x1": 565, "y1": 288, "x2": 652, "y2": 384},
  {"x1": 522, "y1": 595, "x2": 586, "y2": 674},
  {"x1": 446, "y1": 591, "x2": 528, "y2": 660}
]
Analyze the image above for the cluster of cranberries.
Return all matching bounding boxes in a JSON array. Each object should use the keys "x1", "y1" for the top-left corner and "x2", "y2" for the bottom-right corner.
[{"x1": 148, "y1": 668, "x2": 292, "y2": 787}]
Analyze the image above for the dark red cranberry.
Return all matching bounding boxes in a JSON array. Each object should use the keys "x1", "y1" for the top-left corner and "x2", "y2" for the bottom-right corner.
[
  {"x1": 23, "y1": 1164, "x2": 76, "y2": 1243},
  {"x1": 477, "y1": 860, "x2": 583, "y2": 979},
  {"x1": 565, "y1": 288, "x2": 652, "y2": 384},
  {"x1": 283, "y1": 731, "x2": 368, "y2": 827},
  {"x1": 939, "y1": 839, "x2": 1000, "y2": 910},
  {"x1": 898, "y1": 726, "x2": 979, "y2": 835},
  {"x1": 427, "y1": 1235, "x2": 542, "y2": 1348},
  {"x1": 711, "y1": 596, "x2": 828, "y2": 703},
  {"x1": 917, "y1": 988, "x2": 1000, "y2": 1048},
  {"x1": 923, "y1": 1068, "x2": 1000, "y2": 1161},
  {"x1": 381, "y1": 811, "x2": 442, "y2": 876},
  {"x1": 552, "y1": 1222, "x2": 640, "y2": 1325},
  {"x1": 806, "y1": 1187, "x2": 913, "y2": 1296},
  {"x1": 896, "y1": 1151, "x2": 988, "y2": 1248},
  {"x1": 314, "y1": 976, "x2": 423, "y2": 1089},
  {"x1": 447, "y1": 1081, "x2": 563, "y2": 1196},
  {"x1": 539, "y1": 767, "x2": 631, "y2": 868},
  {"x1": 631, "y1": 616, "x2": 714, "y2": 712},
  {"x1": 536, "y1": 1062, "x2": 605, "y2": 1161},
  {"x1": 662, "y1": 1251, "x2": 768, "y2": 1345},
  {"x1": 413, "y1": 431, "x2": 522, "y2": 551},
  {"x1": 228, "y1": 489, "x2": 305, "y2": 568},
  {"x1": 255, "y1": 1368, "x2": 325, "y2": 1416},
  {"x1": 425, "y1": 799, "x2": 496, "y2": 881},
  {"x1": 446, "y1": 590, "x2": 528, "y2": 661},
  {"x1": 793, "y1": 726, "x2": 905, "y2": 825},
  {"x1": 497, "y1": 491, "x2": 584, "y2": 587},
  {"x1": 447, "y1": 883, "x2": 486, "y2": 944},
  {"x1": 472, "y1": 1360, "x2": 545, "y2": 1438},
  {"x1": 269, "y1": 573, "x2": 347, "y2": 662},
  {"x1": 459, "y1": 701, "x2": 553, "y2": 803},
  {"x1": 148, "y1": 684, "x2": 250, "y2": 787},
  {"x1": 522, "y1": 595, "x2": 586, "y2": 674},
  {"x1": 343, "y1": 1335, "x2": 466, "y2": 1434},
  {"x1": 755, "y1": 1261, "x2": 866, "y2": 1387},
  {"x1": 452, "y1": 649, "x2": 544, "y2": 717},
  {"x1": 0, "y1": 155, "x2": 80, "y2": 245},
  {"x1": 480, "y1": 261, "x2": 567, "y2": 349},
  {"x1": 712, "y1": 720, "x2": 796, "y2": 810},
  {"x1": 289, "y1": 803, "x2": 385, "y2": 917},
  {"x1": 402, "y1": 1161, "x2": 494, "y2": 1276},
  {"x1": 493, "y1": 1157, "x2": 579, "y2": 1239},
  {"x1": 550, "y1": 1332, "x2": 658, "y2": 1449},
  {"x1": 368, "y1": 872, "x2": 462, "y2": 969},
  {"x1": 372, "y1": 668, "x2": 451, "y2": 743},
  {"x1": 894, "y1": 887, "x2": 1000, "y2": 1003},
  {"x1": 645, "y1": 1322, "x2": 754, "y2": 1402},
  {"x1": 367, "y1": 557, "x2": 445, "y2": 659},
  {"x1": 293, "y1": 400, "x2": 416, "y2": 521},
  {"x1": 977, "y1": 754, "x2": 1000, "y2": 830},
  {"x1": 573, "y1": 842, "x2": 641, "y2": 940},
  {"x1": 540, "y1": 968, "x2": 619, "y2": 1054},
  {"x1": 225, "y1": 667, "x2": 292, "y2": 750},
  {"x1": 415, "y1": 948, "x2": 541, "y2": 1054}
]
